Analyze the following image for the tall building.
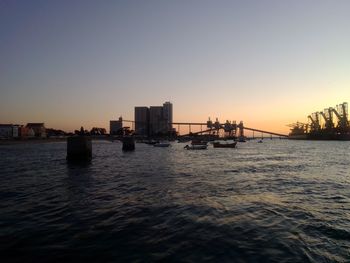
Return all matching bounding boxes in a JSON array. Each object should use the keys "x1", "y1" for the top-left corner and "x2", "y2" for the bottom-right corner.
[
  {"x1": 110, "y1": 117, "x2": 123, "y2": 135},
  {"x1": 149, "y1": 106, "x2": 164, "y2": 136},
  {"x1": 133, "y1": 101, "x2": 174, "y2": 136},
  {"x1": 163, "y1": 101, "x2": 173, "y2": 132},
  {"x1": 134, "y1": 107, "x2": 149, "y2": 136}
]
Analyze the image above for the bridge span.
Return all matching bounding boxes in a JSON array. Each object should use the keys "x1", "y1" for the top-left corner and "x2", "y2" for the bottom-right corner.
[
  {"x1": 123, "y1": 119, "x2": 288, "y2": 138},
  {"x1": 243, "y1": 127, "x2": 288, "y2": 138}
]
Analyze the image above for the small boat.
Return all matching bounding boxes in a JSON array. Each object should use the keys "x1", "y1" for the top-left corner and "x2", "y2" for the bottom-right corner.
[
  {"x1": 184, "y1": 144, "x2": 208, "y2": 150},
  {"x1": 154, "y1": 142, "x2": 170, "y2": 147},
  {"x1": 213, "y1": 141, "x2": 237, "y2": 148},
  {"x1": 258, "y1": 140, "x2": 263, "y2": 143}
]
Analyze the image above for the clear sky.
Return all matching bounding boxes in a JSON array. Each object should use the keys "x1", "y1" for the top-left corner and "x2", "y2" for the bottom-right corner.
[{"x1": 1, "y1": 0, "x2": 350, "y2": 133}]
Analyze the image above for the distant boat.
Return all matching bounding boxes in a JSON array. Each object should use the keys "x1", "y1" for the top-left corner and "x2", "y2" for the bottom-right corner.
[
  {"x1": 184, "y1": 144, "x2": 208, "y2": 150},
  {"x1": 258, "y1": 139, "x2": 263, "y2": 143},
  {"x1": 213, "y1": 141, "x2": 237, "y2": 148},
  {"x1": 154, "y1": 142, "x2": 170, "y2": 147}
]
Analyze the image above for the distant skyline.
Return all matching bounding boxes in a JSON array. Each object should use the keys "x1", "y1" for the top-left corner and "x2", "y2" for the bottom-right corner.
[{"x1": 1, "y1": 0, "x2": 350, "y2": 133}]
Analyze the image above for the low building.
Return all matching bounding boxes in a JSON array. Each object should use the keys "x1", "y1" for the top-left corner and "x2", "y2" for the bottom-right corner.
[
  {"x1": 110, "y1": 117, "x2": 123, "y2": 135},
  {"x1": 0, "y1": 124, "x2": 14, "y2": 138},
  {"x1": 0, "y1": 124, "x2": 21, "y2": 138},
  {"x1": 26, "y1": 123, "x2": 46, "y2": 138}
]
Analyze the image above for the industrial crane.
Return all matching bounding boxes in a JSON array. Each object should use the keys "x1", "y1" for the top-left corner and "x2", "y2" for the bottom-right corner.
[
  {"x1": 308, "y1": 112, "x2": 321, "y2": 132},
  {"x1": 332, "y1": 103, "x2": 350, "y2": 131},
  {"x1": 319, "y1": 108, "x2": 334, "y2": 130}
]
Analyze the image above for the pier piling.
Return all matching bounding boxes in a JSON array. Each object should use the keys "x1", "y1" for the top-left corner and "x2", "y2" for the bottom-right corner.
[
  {"x1": 122, "y1": 136, "x2": 135, "y2": 151},
  {"x1": 67, "y1": 136, "x2": 92, "y2": 162}
]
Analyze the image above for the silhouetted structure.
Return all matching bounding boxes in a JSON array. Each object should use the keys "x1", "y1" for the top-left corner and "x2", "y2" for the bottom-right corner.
[
  {"x1": 90, "y1": 127, "x2": 107, "y2": 135},
  {"x1": 149, "y1": 106, "x2": 165, "y2": 136},
  {"x1": 67, "y1": 127, "x2": 92, "y2": 162},
  {"x1": 0, "y1": 124, "x2": 19, "y2": 138},
  {"x1": 133, "y1": 101, "x2": 173, "y2": 137},
  {"x1": 26, "y1": 123, "x2": 46, "y2": 137},
  {"x1": 163, "y1": 101, "x2": 173, "y2": 132},
  {"x1": 122, "y1": 136, "x2": 135, "y2": 151},
  {"x1": 110, "y1": 117, "x2": 123, "y2": 135},
  {"x1": 134, "y1": 107, "x2": 149, "y2": 136},
  {"x1": 46, "y1": 128, "x2": 67, "y2": 137},
  {"x1": 289, "y1": 102, "x2": 350, "y2": 140}
]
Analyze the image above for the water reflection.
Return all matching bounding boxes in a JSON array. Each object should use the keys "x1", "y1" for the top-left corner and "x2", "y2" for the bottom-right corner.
[{"x1": 0, "y1": 140, "x2": 349, "y2": 262}]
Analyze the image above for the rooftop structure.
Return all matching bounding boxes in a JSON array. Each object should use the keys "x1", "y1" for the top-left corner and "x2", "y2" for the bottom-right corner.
[{"x1": 110, "y1": 117, "x2": 123, "y2": 135}]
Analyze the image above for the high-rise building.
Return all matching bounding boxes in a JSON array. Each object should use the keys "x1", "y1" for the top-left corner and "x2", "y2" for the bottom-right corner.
[
  {"x1": 110, "y1": 117, "x2": 123, "y2": 135},
  {"x1": 133, "y1": 101, "x2": 174, "y2": 136},
  {"x1": 163, "y1": 101, "x2": 173, "y2": 132},
  {"x1": 134, "y1": 107, "x2": 149, "y2": 136},
  {"x1": 149, "y1": 106, "x2": 164, "y2": 136}
]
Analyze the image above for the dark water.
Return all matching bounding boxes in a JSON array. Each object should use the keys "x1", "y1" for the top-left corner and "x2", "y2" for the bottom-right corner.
[{"x1": 0, "y1": 140, "x2": 349, "y2": 262}]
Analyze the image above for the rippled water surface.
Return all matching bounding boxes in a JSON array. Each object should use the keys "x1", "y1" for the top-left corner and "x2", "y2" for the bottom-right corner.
[{"x1": 0, "y1": 140, "x2": 349, "y2": 262}]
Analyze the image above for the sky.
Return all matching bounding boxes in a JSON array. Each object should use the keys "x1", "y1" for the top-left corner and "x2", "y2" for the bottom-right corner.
[{"x1": 1, "y1": 0, "x2": 350, "y2": 134}]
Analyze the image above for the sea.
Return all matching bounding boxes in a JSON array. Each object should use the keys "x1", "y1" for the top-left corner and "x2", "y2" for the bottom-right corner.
[{"x1": 0, "y1": 140, "x2": 349, "y2": 262}]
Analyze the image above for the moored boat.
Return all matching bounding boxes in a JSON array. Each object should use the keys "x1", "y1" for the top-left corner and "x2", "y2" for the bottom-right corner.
[
  {"x1": 154, "y1": 142, "x2": 170, "y2": 147},
  {"x1": 184, "y1": 144, "x2": 208, "y2": 150},
  {"x1": 213, "y1": 141, "x2": 237, "y2": 148}
]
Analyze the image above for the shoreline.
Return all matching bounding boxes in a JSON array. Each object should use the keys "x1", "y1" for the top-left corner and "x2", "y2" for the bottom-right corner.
[
  {"x1": 0, "y1": 137, "x2": 117, "y2": 145},
  {"x1": 0, "y1": 138, "x2": 67, "y2": 145}
]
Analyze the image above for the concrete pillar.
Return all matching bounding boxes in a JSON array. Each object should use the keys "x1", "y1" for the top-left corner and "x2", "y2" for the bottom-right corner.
[
  {"x1": 67, "y1": 136, "x2": 92, "y2": 161},
  {"x1": 122, "y1": 136, "x2": 135, "y2": 151}
]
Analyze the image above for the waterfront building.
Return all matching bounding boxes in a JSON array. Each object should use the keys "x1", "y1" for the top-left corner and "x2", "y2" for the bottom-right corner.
[
  {"x1": 17, "y1": 125, "x2": 34, "y2": 138},
  {"x1": 163, "y1": 101, "x2": 173, "y2": 132},
  {"x1": 26, "y1": 127, "x2": 35, "y2": 137},
  {"x1": 12, "y1": 125, "x2": 19, "y2": 137},
  {"x1": 26, "y1": 123, "x2": 46, "y2": 138},
  {"x1": 0, "y1": 124, "x2": 22, "y2": 138},
  {"x1": 0, "y1": 124, "x2": 13, "y2": 138},
  {"x1": 149, "y1": 106, "x2": 164, "y2": 136},
  {"x1": 110, "y1": 117, "x2": 123, "y2": 135},
  {"x1": 134, "y1": 107, "x2": 149, "y2": 136},
  {"x1": 134, "y1": 101, "x2": 174, "y2": 136}
]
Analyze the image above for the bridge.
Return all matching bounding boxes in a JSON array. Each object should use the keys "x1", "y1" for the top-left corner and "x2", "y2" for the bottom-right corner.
[{"x1": 123, "y1": 119, "x2": 288, "y2": 138}]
